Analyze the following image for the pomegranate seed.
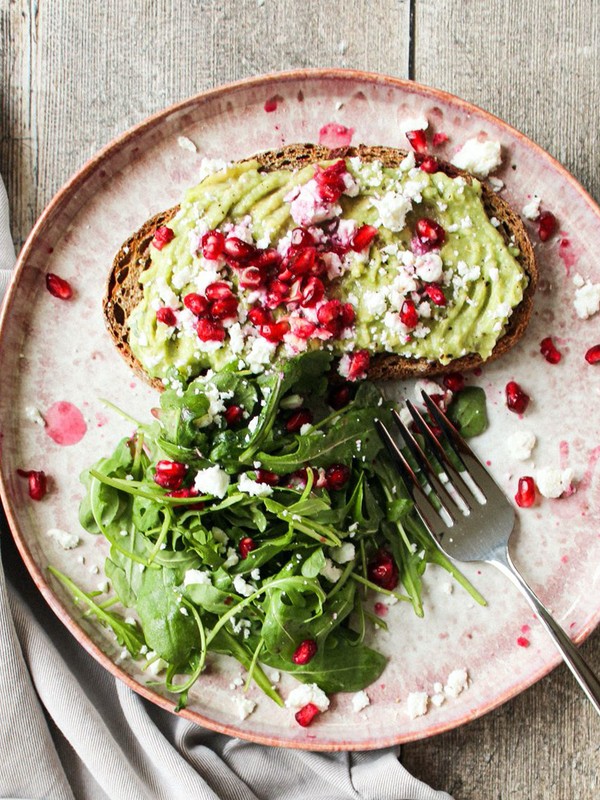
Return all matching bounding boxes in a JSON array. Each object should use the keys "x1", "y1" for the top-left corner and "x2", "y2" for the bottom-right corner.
[
  {"x1": 259, "y1": 320, "x2": 290, "y2": 342},
  {"x1": 432, "y1": 132, "x2": 449, "y2": 146},
  {"x1": 266, "y1": 280, "x2": 289, "y2": 308},
  {"x1": 515, "y1": 476, "x2": 536, "y2": 508},
  {"x1": 325, "y1": 463, "x2": 351, "y2": 490},
  {"x1": 285, "y1": 408, "x2": 313, "y2": 433},
  {"x1": 406, "y1": 129, "x2": 428, "y2": 155},
  {"x1": 224, "y1": 404, "x2": 244, "y2": 427},
  {"x1": 205, "y1": 281, "x2": 234, "y2": 301},
  {"x1": 46, "y1": 273, "x2": 73, "y2": 300},
  {"x1": 288, "y1": 247, "x2": 317, "y2": 276},
  {"x1": 291, "y1": 318, "x2": 317, "y2": 339},
  {"x1": 17, "y1": 469, "x2": 47, "y2": 501},
  {"x1": 328, "y1": 383, "x2": 352, "y2": 409},
  {"x1": 419, "y1": 156, "x2": 439, "y2": 174},
  {"x1": 345, "y1": 350, "x2": 370, "y2": 381},
  {"x1": 183, "y1": 293, "x2": 209, "y2": 316},
  {"x1": 291, "y1": 227, "x2": 316, "y2": 249},
  {"x1": 295, "y1": 703, "x2": 321, "y2": 727},
  {"x1": 516, "y1": 636, "x2": 530, "y2": 647},
  {"x1": 151, "y1": 225, "x2": 175, "y2": 250},
  {"x1": 505, "y1": 381, "x2": 530, "y2": 414},
  {"x1": 256, "y1": 469, "x2": 280, "y2": 486},
  {"x1": 400, "y1": 299, "x2": 419, "y2": 328},
  {"x1": 317, "y1": 300, "x2": 344, "y2": 333},
  {"x1": 540, "y1": 336, "x2": 561, "y2": 364},
  {"x1": 292, "y1": 639, "x2": 318, "y2": 665},
  {"x1": 314, "y1": 159, "x2": 348, "y2": 202},
  {"x1": 252, "y1": 248, "x2": 281, "y2": 269},
  {"x1": 223, "y1": 237, "x2": 256, "y2": 261},
  {"x1": 248, "y1": 306, "x2": 273, "y2": 327},
  {"x1": 153, "y1": 460, "x2": 187, "y2": 490},
  {"x1": 239, "y1": 267, "x2": 266, "y2": 289},
  {"x1": 210, "y1": 296, "x2": 239, "y2": 320},
  {"x1": 367, "y1": 549, "x2": 399, "y2": 590},
  {"x1": 538, "y1": 211, "x2": 557, "y2": 242},
  {"x1": 156, "y1": 307, "x2": 177, "y2": 326},
  {"x1": 196, "y1": 318, "x2": 226, "y2": 342},
  {"x1": 166, "y1": 486, "x2": 204, "y2": 510},
  {"x1": 287, "y1": 468, "x2": 309, "y2": 489},
  {"x1": 416, "y1": 218, "x2": 445, "y2": 248},
  {"x1": 585, "y1": 344, "x2": 600, "y2": 364},
  {"x1": 239, "y1": 537, "x2": 257, "y2": 559},
  {"x1": 351, "y1": 224, "x2": 378, "y2": 252},
  {"x1": 340, "y1": 303, "x2": 355, "y2": 327},
  {"x1": 201, "y1": 230, "x2": 225, "y2": 260},
  {"x1": 300, "y1": 277, "x2": 325, "y2": 307},
  {"x1": 424, "y1": 284, "x2": 446, "y2": 306},
  {"x1": 443, "y1": 372, "x2": 465, "y2": 392}
]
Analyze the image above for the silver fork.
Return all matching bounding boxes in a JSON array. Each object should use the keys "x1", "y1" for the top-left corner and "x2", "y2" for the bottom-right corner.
[{"x1": 375, "y1": 392, "x2": 600, "y2": 715}]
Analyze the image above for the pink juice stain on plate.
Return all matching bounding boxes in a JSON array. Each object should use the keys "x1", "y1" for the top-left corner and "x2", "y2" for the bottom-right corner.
[
  {"x1": 318, "y1": 123, "x2": 354, "y2": 148},
  {"x1": 44, "y1": 401, "x2": 87, "y2": 445}
]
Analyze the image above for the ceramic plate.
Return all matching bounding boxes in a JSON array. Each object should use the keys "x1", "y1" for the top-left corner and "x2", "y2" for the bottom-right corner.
[{"x1": 1, "y1": 70, "x2": 599, "y2": 751}]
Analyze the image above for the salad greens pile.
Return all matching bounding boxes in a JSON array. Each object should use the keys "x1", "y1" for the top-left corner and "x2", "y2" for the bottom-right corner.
[{"x1": 52, "y1": 352, "x2": 485, "y2": 709}]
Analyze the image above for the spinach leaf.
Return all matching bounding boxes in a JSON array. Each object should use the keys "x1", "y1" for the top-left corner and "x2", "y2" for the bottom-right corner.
[{"x1": 447, "y1": 386, "x2": 488, "y2": 438}]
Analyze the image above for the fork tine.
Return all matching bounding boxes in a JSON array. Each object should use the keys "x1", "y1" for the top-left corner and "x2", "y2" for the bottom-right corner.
[
  {"x1": 374, "y1": 418, "x2": 417, "y2": 491},
  {"x1": 390, "y1": 410, "x2": 462, "y2": 522},
  {"x1": 421, "y1": 391, "x2": 502, "y2": 499}
]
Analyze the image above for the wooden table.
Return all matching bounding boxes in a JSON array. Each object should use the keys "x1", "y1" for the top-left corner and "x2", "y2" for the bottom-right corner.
[{"x1": 1, "y1": 2, "x2": 598, "y2": 797}]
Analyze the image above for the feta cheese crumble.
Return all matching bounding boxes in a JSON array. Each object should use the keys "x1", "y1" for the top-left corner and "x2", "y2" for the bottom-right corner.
[
  {"x1": 406, "y1": 691, "x2": 429, "y2": 719},
  {"x1": 351, "y1": 690, "x2": 370, "y2": 712},
  {"x1": 451, "y1": 138, "x2": 502, "y2": 178},
  {"x1": 535, "y1": 467, "x2": 574, "y2": 499},
  {"x1": 507, "y1": 430, "x2": 536, "y2": 461},
  {"x1": 573, "y1": 279, "x2": 600, "y2": 319},
  {"x1": 285, "y1": 682, "x2": 330, "y2": 712},
  {"x1": 234, "y1": 696, "x2": 257, "y2": 720},
  {"x1": 444, "y1": 668, "x2": 469, "y2": 699},
  {"x1": 193, "y1": 465, "x2": 230, "y2": 498},
  {"x1": 46, "y1": 528, "x2": 80, "y2": 549},
  {"x1": 237, "y1": 472, "x2": 274, "y2": 497},
  {"x1": 521, "y1": 195, "x2": 541, "y2": 220}
]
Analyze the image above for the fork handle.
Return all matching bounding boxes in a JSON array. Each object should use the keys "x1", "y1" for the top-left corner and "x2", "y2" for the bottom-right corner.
[{"x1": 491, "y1": 548, "x2": 600, "y2": 715}]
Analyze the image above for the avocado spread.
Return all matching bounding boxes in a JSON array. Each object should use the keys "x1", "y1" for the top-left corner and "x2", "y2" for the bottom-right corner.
[{"x1": 128, "y1": 153, "x2": 526, "y2": 384}]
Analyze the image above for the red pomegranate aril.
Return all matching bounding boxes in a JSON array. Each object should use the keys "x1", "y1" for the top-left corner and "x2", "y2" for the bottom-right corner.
[
  {"x1": 419, "y1": 156, "x2": 439, "y2": 174},
  {"x1": 325, "y1": 463, "x2": 351, "y2": 490},
  {"x1": 183, "y1": 293, "x2": 209, "y2": 316},
  {"x1": 292, "y1": 318, "x2": 317, "y2": 339},
  {"x1": 210, "y1": 296, "x2": 239, "y2": 320},
  {"x1": 290, "y1": 227, "x2": 316, "y2": 249},
  {"x1": 400, "y1": 299, "x2": 419, "y2": 328},
  {"x1": 151, "y1": 225, "x2": 175, "y2": 250},
  {"x1": 537, "y1": 211, "x2": 557, "y2": 242},
  {"x1": 239, "y1": 537, "x2": 257, "y2": 559},
  {"x1": 289, "y1": 247, "x2": 317, "y2": 276},
  {"x1": 424, "y1": 283, "x2": 447, "y2": 306},
  {"x1": 340, "y1": 303, "x2": 355, "y2": 328},
  {"x1": 205, "y1": 281, "x2": 234, "y2": 301},
  {"x1": 196, "y1": 318, "x2": 226, "y2": 342},
  {"x1": 406, "y1": 129, "x2": 428, "y2": 155},
  {"x1": 443, "y1": 372, "x2": 465, "y2": 392},
  {"x1": 295, "y1": 703, "x2": 321, "y2": 727},
  {"x1": 292, "y1": 639, "x2": 318, "y2": 665},
  {"x1": 239, "y1": 267, "x2": 266, "y2": 289},
  {"x1": 314, "y1": 159, "x2": 348, "y2": 202},
  {"x1": 201, "y1": 230, "x2": 225, "y2": 260},
  {"x1": 346, "y1": 349, "x2": 370, "y2": 381},
  {"x1": 260, "y1": 320, "x2": 290, "y2": 343},
  {"x1": 46, "y1": 273, "x2": 73, "y2": 300},
  {"x1": 266, "y1": 280, "x2": 289, "y2": 308},
  {"x1": 166, "y1": 486, "x2": 205, "y2": 510},
  {"x1": 256, "y1": 469, "x2": 280, "y2": 486},
  {"x1": 351, "y1": 224, "x2": 378, "y2": 252},
  {"x1": 540, "y1": 336, "x2": 561, "y2": 364},
  {"x1": 285, "y1": 408, "x2": 313, "y2": 433},
  {"x1": 328, "y1": 383, "x2": 352, "y2": 409},
  {"x1": 17, "y1": 469, "x2": 47, "y2": 501},
  {"x1": 367, "y1": 549, "x2": 399, "y2": 590},
  {"x1": 156, "y1": 307, "x2": 177, "y2": 326},
  {"x1": 252, "y1": 248, "x2": 282, "y2": 270},
  {"x1": 223, "y1": 236, "x2": 256, "y2": 261},
  {"x1": 515, "y1": 476, "x2": 536, "y2": 508},
  {"x1": 416, "y1": 217, "x2": 445, "y2": 247},
  {"x1": 585, "y1": 344, "x2": 600, "y2": 364},
  {"x1": 287, "y1": 468, "x2": 309, "y2": 489},
  {"x1": 224, "y1": 404, "x2": 244, "y2": 427},
  {"x1": 154, "y1": 460, "x2": 187, "y2": 490},
  {"x1": 432, "y1": 131, "x2": 449, "y2": 146},
  {"x1": 505, "y1": 381, "x2": 530, "y2": 414},
  {"x1": 248, "y1": 306, "x2": 273, "y2": 327}
]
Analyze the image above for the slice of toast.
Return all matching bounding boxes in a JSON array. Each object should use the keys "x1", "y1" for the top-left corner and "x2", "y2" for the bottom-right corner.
[{"x1": 103, "y1": 144, "x2": 537, "y2": 390}]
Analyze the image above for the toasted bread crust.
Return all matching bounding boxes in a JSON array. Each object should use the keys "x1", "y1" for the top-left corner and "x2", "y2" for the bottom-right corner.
[{"x1": 103, "y1": 144, "x2": 537, "y2": 390}]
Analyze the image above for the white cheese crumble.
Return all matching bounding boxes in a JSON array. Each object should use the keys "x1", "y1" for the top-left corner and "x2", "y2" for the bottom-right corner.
[
  {"x1": 237, "y1": 472, "x2": 273, "y2": 497},
  {"x1": 451, "y1": 138, "x2": 502, "y2": 178},
  {"x1": 406, "y1": 691, "x2": 429, "y2": 719},
  {"x1": 371, "y1": 191, "x2": 412, "y2": 232},
  {"x1": 25, "y1": 405, "x2": 46, "y2": 426},
  {"x1": 330, "y1": 542, "x2": 356, "y2": 564},
  {"x1": 319, "y1": 558, "x2": 343, "y2": 583},
  {"x1": 177, "y1": 135, "x2": 197, "y2": 153},
  {"x1": 233, "y1": 575, "x2": 255, "y2": 598},
  {"x1": 351, "y1": 690, "x2": 370, "y2": 713},
  {"x1": 508, "y1": 430, "x2": 536, "y2": 461},
  {"x1": 47, "y1": 528, "x2": 79, "y2": 549},
  {"x1": 521, "y1": 195, "x2": 541, "y2": 220},
  {"x1": 399, "y1": 115, "x2": 429, "y2": 134},
  {"x1": 285, "y1": 683, "x2": 330, "y2": 712},
  {"x1": 536, "y1": 467, "x2": 574, "y2": 499},
  {"x1": 574, "y1": 280, "x2": 600, "y2": 319},
  {"x1": 444, "y1": 668, "x2": 469, "y2": 699},
  {"x1": 234, "y1": 696, "x2": 257, "y2": 720},
  {"x1": 193, "y1": 465, "x2": 230, "y2": 498},
  {"x1": 183, "y1": 569, "x2": 212, "y2": 586}
]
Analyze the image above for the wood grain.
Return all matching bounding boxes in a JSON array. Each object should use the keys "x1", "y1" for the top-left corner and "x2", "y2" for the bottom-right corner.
[{"x1": 0, "y1": 1, "x2": 598, "y2": 798}]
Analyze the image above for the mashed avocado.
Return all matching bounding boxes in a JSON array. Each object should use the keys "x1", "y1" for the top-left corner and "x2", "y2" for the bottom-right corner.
[{"x1": 128, "y1": 153, "x2": 526, "y2": 384}]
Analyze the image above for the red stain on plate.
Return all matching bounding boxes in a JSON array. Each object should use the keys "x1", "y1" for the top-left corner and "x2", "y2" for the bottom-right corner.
[
  {"x1": 318, "y1": 123, "x2": 354, "y2": 148},
  {"x1": 44, "y1": 401, "x2": 87, "y2": 445},
  {"x1": 558, "y1": 236, "x2": 577, "y2": 274},
  {"x1": 374, "y1": 602, "x2": 388, "y2": 617},
  {"x1": 516, "y1": 636, "x2": 530, "y2": 648}
]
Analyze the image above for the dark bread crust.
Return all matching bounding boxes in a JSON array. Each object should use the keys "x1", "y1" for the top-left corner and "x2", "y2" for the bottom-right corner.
[{"x1": 103, "y1": 144, "x2": 537, "y2": 390}]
